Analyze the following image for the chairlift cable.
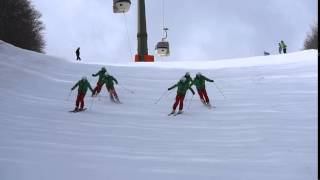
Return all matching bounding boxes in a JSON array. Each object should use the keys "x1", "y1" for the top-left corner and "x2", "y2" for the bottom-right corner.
[{"x1": 123, "y1": 13, "x2": 133, "y2": 59}]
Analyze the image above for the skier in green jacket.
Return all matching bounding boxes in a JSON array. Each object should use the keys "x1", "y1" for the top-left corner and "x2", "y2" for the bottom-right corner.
[
  {"x1": 280, "y1": 40, "x2": 287, "y2": 54},
  {"x1": 103, "y1": 72, "x2": 120, "y2": 103},
  {"x1": 92, "y1": 67, "x2": 107, "y2": 97},
  {"x1": 168, "y1": 77, "x2": 195, "y2": 114},
  {"x1": 71, "y1": 76, "x2": 93, "y2": 111},
  {"x1": 190, "y1": 72, "x2": 214, "y2": 106}
]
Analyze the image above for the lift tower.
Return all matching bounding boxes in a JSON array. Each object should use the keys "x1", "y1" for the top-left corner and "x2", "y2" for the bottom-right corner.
[{"x1": 135, "y1": 0, "x2": 154, "y2": 62}]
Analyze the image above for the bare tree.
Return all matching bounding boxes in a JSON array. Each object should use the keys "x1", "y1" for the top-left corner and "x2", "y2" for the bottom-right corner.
[
  {"x1": 304, "y1": 23, "x2": 318, "y2": 50},
  {"x1": 0, "y1": 0, "x2": 45, "y2": 53}
]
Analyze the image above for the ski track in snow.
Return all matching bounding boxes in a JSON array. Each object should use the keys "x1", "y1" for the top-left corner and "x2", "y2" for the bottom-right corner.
[{"x1": 0, "y1": 42, "x2": 317, "y2": 180}]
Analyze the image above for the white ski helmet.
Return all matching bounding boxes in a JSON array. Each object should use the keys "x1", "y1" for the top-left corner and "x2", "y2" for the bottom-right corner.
[
  {"x1": 82, "y1": 76, "x2": 87, "y2": 81},
  {"x1": 180, "y1": 77, "x2": 187, "y2": 83}
]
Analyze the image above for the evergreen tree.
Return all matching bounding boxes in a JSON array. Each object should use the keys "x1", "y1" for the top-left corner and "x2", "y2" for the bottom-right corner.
[
  {"x1": 304, "y1": 23, "x2": 318, "y2": 50},
  {"x1": 0, "y1": 0, "x2": 45, "y2": 53}
]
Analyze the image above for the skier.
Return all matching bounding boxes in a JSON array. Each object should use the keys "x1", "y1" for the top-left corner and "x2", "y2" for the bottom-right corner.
[
  {"x1": 190, "y1": 72, "x2": 214, "y2": 106},
  {"x1": 76, "y1": 47, "x2": 81, "y2": 60},
  {"x1": 278, "y1": 43, "x2": 282, "y2": 54},
  {"x1": 92, "y1": 67, "x2": 107, "y2": 97},
  {"x1": 168, "y1": 77, "x2": 195, "y2": 115},
  {"x1": 103, "y1": 72, "x2": 120, "y2": 103},
  {"x1": 280, "y1": 40, "x2": 287, "y2": 54},
  {"x1": 71, "y1": 76, "x2": 93, "y2": 111}
]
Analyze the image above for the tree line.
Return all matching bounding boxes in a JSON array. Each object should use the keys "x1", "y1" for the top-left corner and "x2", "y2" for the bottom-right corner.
[{"x1": 0, "y1": 0, "x2": 45, "y2": 53}]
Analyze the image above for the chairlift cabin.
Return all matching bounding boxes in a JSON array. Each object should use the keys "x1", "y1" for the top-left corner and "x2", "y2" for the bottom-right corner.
[
  {"x1": 156, "y1": 40, "x2": 170, "y2": 56},
  {"x1": 155, "y1": 27, "x2": 170, "y2": 57},
  {"x1": 113, "y1": 0, "x2": 131, "y2": 13}
]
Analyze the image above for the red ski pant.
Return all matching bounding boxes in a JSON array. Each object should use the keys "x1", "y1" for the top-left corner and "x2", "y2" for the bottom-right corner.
[
  {"x1": 173, "y1": 94, "x2": 185, "y2": 111},
  {"x1": 93, "y1": 82, "x2": 103, "y2": 95},
  {"x1": 197, "y1": 88, "x2": 210, "y2": 103},
  {"x1": 107, "y1": 86, "x2": 119, "y2": 101},
  {"x1": 76, "y1": 92, "x2": 86, "y2": 109}
]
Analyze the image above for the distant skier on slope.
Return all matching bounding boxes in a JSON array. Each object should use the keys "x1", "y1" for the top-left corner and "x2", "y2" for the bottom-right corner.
[
  {"x1": 103, "y1": 72, "x2": 120, "y2": 103},
  {"x1": 92, "y1": 67, "x2": 107, "y2": 97},
  {"x1": 76, "y1": 47, "x2": 81, "y2": 61},
  {"x1": 168, "y1": 77, "x2": 195, "y2": 115},
  {"x1": 280, "y1": 40, "x2": 287, "y2": 54},
  {"x1": 190, "y1": 72, "x2": 214, "y2": 107},
  {"x1": 278, "y1": 43, "x2": 282, "y2": 54},
  {"x1": 71, "y1": 76, "x2": 93, "y2": 111}
]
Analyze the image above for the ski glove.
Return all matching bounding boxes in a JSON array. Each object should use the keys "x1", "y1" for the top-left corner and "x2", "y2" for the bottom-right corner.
[{"x1": 210, "y1": 80, "x2": 214, "y2": 82}]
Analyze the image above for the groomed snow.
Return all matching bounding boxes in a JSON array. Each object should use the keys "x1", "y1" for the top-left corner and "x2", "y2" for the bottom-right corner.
[{"x1": 0, "y1": 41, "x2": 317, "y2": 180}]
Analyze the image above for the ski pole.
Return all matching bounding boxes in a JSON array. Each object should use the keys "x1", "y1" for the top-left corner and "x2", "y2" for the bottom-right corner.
[
  {"x1": 213, "y1": 82, "x2": 226, "y2": 99},
  {"x1": 188, "y1": 94, "x2": 194, "y2": 109},
  {"x1": 118, "y1": 84, "x2": 134, "y2": 94},
  {"x1": 154, "y1": 90, "x2": 168, "y2": 104},
  {"x1": 66, "y1": 90, "x2": 73, "y2": 101},
  {"x1": 165, "y1": 89, "x2": 173, "y2": 98},
  {"x1": 89, "y1": 96, "x2": 95, "y2": 110}
]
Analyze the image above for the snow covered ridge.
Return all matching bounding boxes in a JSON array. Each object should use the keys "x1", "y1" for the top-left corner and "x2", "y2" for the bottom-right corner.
[
  {"x1": 0, "y1": 41, "x2": 318, "y2": 180},
  {"x1": 0, "y1": 40, "x2": 317, "y2": 69},
  {"x1": 82, "y1": 50, "x2": 318, "y2": 70}
]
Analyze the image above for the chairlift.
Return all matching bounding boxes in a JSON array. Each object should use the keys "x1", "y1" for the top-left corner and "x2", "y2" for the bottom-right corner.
[
  {"x1": 155, "y1": 28, "x2": 170, "y2": 56},
  {"x1": 156, "y1": 40, "x2": 170, "y2": 56},
  {"x1": 113, "y1": 0, "x2": 131, "y2": 13}
]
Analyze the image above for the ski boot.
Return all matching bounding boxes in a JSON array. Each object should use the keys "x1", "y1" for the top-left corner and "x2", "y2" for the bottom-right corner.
[
  {"x1": 168, "y1": 110, "x2": 176, "y2": 116},
  {"x1": 177, "y1": 110, "x2": 183, "y2": 114}
]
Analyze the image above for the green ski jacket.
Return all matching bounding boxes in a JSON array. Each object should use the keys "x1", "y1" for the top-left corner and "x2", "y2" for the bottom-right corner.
[
  {"x1": 72, "y1": 79, "x2": 93, "y2": 94},
  {"x1": 168, "y1": 81, "x2": 195, "y2": 96},
  {"x1": 191, "y1": 75, "x2": 214, "y2": 90}
]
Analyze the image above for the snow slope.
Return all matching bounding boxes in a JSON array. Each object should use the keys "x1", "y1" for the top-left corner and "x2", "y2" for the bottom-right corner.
[{"x1": 0, "y1": 41, "x2": 317, "y2": 180}]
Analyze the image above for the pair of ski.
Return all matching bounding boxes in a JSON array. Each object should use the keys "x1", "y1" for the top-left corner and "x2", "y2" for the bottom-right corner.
[
  {"x1": 168, "y1": 111, "x2": 183, "y2": 116},
  {"x1": 69, "y1": 108, "x2": 87, "y2": 113},
  {"x1": 168, "y1": 103, "x2": 215, "y2": 116}
]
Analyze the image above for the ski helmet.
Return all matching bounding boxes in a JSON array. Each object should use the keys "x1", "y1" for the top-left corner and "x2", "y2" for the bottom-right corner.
[
  {"x1": 82, "y1": 76, "x2": 87, "y2": 81},
  {"x1": 196, "y1": 72, "x2": 201, "y2": 77},
  {"x1": 101, "y1": 67, "x2": 106, "y2": 71},
  {"x1": 180, "y1": 77, "x2": 187, "y2": 83},
  {"x1": 185, "y1": 72, "x2": 190, "y2": 77}
]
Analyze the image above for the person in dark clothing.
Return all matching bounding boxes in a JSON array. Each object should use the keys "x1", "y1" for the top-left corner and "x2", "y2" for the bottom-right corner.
[
  {"x1": 278, "y1": 43, "x2": 282, "y2": 54},
  {"x1": 76, "y1": 47, "x2": 81, "y2": 60}
]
